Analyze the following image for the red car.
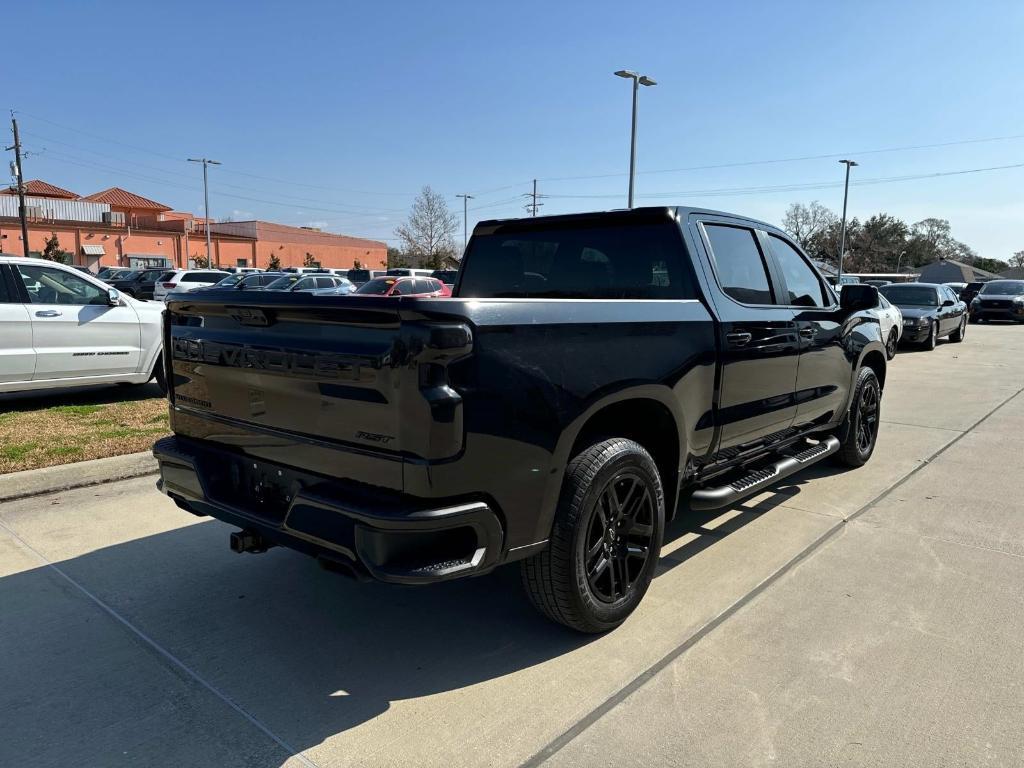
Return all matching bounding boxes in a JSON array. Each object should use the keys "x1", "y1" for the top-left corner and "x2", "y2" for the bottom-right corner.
[{"x1": 353, "y1": 276, "x2": 451, "y2": 297}]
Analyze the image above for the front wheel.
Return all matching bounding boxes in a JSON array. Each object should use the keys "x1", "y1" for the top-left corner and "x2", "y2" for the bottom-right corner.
[
  {"x1": 922, "y1": 321, "x2": 938, "y2": 350},
  {"x1": 834, "y1": 366, "x2": 881, "y2": 468},
  {"x1": 521, "y1": 438, "x2": 664, "y2": 633}
]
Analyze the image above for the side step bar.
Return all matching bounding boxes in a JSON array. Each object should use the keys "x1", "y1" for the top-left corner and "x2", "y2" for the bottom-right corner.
[{"x1": 689, "y1": 436, "x2": 840, "y2": 512}]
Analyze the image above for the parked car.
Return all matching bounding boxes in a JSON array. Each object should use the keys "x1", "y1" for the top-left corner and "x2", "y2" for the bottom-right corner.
[
  {"x1": 224, "y1": 266, "x2": 263, "y2": 274},
  {"x1": 832, "y1": 274, "x2": 860, "y2": 291},
  {"x1": 263, "y1": 273, "x2": 355, "y2": 293},
  {"x1": 943, "y1": 282, "x2": 967, "y2": 297},
  {"x1": 279, "y1": 267, "x2": 324, "y2": 274},
  {"x1": 879, "y1": 282, "x2": 967, "y2": 349},
  {"x1": 153, "y1": 269, "x2": 230, "y2": 301},
  {"x1": 0, "y1": 256, "x2": 165, "y2": 394},
  {"x1": 430, "y1": 269, "x2": 459, "y2": 286},
  {"x1": 107, "y1": 268, "x2": 167, "y2": 300},
  {"x1": 860, "y1": 290, "x2": 903, "y2": 359},
  {"x1": 385, "y1": 268, "x2": 435, "y2": 278},
  {"x1": 960, "y1": 281, "x2": 986, "y2": 305},
  {"x1": 346, "y1": 268, "x2": 373, "y2": 287},
  {"x1": 862, "y1": 279, "x2": 891, "y2": 288},
  {"x1": 353, "y1": 275, "x2": 451, "y2": 297},
  {"x1": 154, "y1": 206, "x2": 888, "y2": 632},
  {"x1": 195, "y1": 272, "x2": 284, "y2": 291},
  {"x1": 969, "y1": 279, "x2": 1024, "y2": 323},
  {"x1": 96, "y1": 267, "x2": 135, "y2": 282}
]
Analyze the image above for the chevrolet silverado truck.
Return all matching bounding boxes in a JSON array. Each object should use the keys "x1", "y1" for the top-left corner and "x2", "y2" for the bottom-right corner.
[{"x1": 154, "y1": 207, "x2": 886, "y2": 632}]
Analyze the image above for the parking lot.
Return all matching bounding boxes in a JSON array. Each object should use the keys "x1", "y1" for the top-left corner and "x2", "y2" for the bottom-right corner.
[{"x1": 2, "y1": 324, "x2": 1023, "y2": 768}]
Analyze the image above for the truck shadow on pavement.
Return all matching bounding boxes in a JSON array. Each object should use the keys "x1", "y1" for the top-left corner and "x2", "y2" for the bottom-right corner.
[
  {"x1": 0, "y1": 382, "x2": 163, "y2": 411},
  {"x1": 1, "y1": 469, "x2": 825, "y2": 767}
]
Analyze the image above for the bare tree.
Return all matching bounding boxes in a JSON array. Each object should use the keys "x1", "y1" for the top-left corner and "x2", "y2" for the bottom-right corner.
[
  {"x1": 1010, "y1": 250, "x2": 1024, "y2": 269},
  {"x1": 781, "y1": 201, "x2": 837, "y2": 251},
  {"x1": 395, "y1": 186, "x2": 459, "y2": 270}
]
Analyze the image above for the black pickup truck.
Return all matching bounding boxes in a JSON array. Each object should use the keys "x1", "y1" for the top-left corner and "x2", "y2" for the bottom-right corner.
[{"x1": 154, "y1": 207, "x2": 886, "y2": 632}]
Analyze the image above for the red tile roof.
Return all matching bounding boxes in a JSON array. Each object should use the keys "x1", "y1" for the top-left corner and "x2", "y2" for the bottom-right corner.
[
  {"x1": 0, "y1": 179, "x2": 80, "y2": 199},
  {"x1": 82, "y1": 186, "x2": 172, "y2": 211}
]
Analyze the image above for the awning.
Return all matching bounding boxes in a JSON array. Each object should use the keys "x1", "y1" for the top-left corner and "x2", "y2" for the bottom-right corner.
[{"x1": 81, "y1": 244, "x2": 105, "y2": 256}]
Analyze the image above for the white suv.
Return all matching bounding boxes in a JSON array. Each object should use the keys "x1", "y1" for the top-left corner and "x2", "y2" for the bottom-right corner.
[
  {"x1": 0, "y1": 257, "x2": 166, "y2": 394},
  {"x1": 153, "y1": 269, "x2": 230, "y2": 301}
]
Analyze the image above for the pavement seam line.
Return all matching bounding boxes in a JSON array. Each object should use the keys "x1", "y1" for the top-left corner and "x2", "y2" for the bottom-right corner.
[
  {"x1": 0, "y1": 517, "x2": 321, "y2": 768},
  {"x1": 520, "y1": 384, "x2": 1024, "y2": 768}
]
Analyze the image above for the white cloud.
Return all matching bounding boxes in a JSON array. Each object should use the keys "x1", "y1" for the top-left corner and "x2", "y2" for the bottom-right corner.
[{"x1": 303, "y1": 220, "x2": 329, "y2": 230}]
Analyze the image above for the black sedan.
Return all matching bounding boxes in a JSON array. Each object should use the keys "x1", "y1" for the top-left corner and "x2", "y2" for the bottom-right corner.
[
  {"x1": 108, "y1": 268, "x2": 168, "y2": 300},
  {"x1": 879, "y1": 282, "x2": 967, "y2": 350},
  {"x1": 969, "y1": 280, "x2": 1024, "y2": 323},
  {"x1": 196, "y1": 272, "x2": 284, "y2": 291}
]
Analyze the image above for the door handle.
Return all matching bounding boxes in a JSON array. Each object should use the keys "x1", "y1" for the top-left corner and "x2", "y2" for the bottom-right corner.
[
  {"x1": 799, "y1": 327, "x2": 815, "y2": 339},
  {"x1": 726, "y1": 331, "x2": 753, "y2": 347},
  {"x1": 35, "y1": 310, "x2": 62, "y2": 317}
]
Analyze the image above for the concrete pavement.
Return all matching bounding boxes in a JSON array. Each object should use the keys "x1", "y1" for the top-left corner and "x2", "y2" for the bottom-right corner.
[{"x1": 1, "y1": 324, "x2": 1022, "y2": 767}]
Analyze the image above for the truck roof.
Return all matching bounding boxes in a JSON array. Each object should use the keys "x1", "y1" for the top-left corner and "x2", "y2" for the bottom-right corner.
[{"x1": 476, "y1": 205, "x2": 780, "y2": 234}]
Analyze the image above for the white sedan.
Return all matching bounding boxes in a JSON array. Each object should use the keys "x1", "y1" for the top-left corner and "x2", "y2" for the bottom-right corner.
[
  {"x1": 875, "y1": 293, "x2": 903, "y2": 359},
  {"x1": 0, "y1": 257, "x2": 166, "y2": 394}
]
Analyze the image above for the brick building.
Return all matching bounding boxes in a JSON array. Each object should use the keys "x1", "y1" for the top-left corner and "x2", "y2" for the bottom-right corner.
[{"x1": 0, "y1": 180, "x2": 386, "y2": 272}]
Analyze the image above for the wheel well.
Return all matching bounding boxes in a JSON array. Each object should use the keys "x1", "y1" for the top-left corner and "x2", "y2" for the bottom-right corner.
[
  {"x1": 861, "y1": 349, "x2": 886, "y2": 390},
  {"x1": 570, "y1": 399, "x2": 681, "y2": 519}
]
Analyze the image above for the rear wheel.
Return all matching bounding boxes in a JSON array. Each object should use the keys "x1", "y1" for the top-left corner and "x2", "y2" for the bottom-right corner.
[
  {"x1": 950, "y1": 315, "x2": 966, "y2": 343},
  {"x1": 835, "y1": 366, "x2": 881, "y2": 468},
  {"x1": 885, "y1": 329, "x2": 898, "y2": 360},
  {"x1": 521, "y1": 438, "x2": 664, "y2": 633}
]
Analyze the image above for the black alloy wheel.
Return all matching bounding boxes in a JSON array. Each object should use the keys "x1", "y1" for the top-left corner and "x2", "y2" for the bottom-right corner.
[
  {"x1": 886, "y1": 329, "x2": 898, "y2": 360},
  {"x1": 856, "y1": 382, "x2": 880, "y2": 455},
  {"x1": 583, "y1": 472, "x2": 656, "y2": 604}
]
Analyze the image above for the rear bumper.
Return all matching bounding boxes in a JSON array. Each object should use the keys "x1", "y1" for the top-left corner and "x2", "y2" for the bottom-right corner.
[{"x1": 153, "y1": 435, "x2": 505, "y2": 584}]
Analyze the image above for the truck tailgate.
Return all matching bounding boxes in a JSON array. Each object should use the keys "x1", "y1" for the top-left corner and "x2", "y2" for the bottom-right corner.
[{"x1": 164, "y1": 293, "x2": 471, "y2": 490}]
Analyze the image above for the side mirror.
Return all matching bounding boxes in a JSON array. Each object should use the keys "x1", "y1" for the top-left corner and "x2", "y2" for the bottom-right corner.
[
  {"x1": 840, "y1": 283, "x2": 878, "y2": 311},
  {"x1": 107, "y1": 288, "x2": 121, "y2": 306},
  {"x1": 941, "y1": 298, "x2": 955, "y2": 307}
]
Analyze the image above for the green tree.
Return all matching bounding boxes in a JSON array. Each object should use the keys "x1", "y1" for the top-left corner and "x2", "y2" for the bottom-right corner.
[
  {"x1": 303, "y1": 252, "x2": 318, "y2": 268},
  {"x1": 41, "y1": 232, "x2": 68, "y2": 263},
  {"x1": 395, "y1": 186, "x2": 459, "y2": 270},
  {"x1": 192, "y1": 253, "x2": 210, "y2": 268},
  {"x1": 266, "y1": 252, "x2": 282, "y2": 271},
  {"x1": 387, "y1": 246, "x2": 409, "y2": 269}
]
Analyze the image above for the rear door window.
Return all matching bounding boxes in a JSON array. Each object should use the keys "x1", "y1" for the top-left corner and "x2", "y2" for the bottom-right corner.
[
  {"x1": 703, "y1": 224, "x2": 774, "y2": 305},
  {"x1": 182, "y1": 272, "x2": 223, "y2": 283},
  {"x1": 393, "y1": 279, "x2": 415, "y2": 295}
]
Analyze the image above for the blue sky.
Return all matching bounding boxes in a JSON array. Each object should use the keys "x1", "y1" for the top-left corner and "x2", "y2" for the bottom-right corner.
[{"x1": 4, "y1": 0, "x2": 1023, "y2": 257}]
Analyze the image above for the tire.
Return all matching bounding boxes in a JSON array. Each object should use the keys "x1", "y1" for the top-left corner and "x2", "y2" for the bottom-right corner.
[
  {"x1": 834, "y1": 366, "x2": 881, "y2": 468},
  {"x1": 151, "y1": 353, "x2": 168, "y2": 396},
  {"x1": 886, "y1": 329, "x2": 898, "y2": 360},
  {"x1": 521, "y1": 438, "x2": 664, "y2": 633},
  {"x1": 922, "y1": 321, "x2": 938, "y2": 350},
  {"x1": 950, "y1": 315, "x2": 966, "y2": 343}
]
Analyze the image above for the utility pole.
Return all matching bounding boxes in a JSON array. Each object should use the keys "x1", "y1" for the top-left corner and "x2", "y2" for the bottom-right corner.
[
  {"x1": 6, "y1": 116, "x2": 31, "y2": 257},
  {"x1": 614, "y1": 70, "x2": 657, "y2": 209},
  {"x1": 836, "y1": 159, "x2": 858, "y2": 285},
  {"x1": 188, "y1": 157, "x2": 220, "y2": 267},
  {"x1": 456, "y1": 194, "x2": 474, "y2": 251},
  {"x1": 523, "y1": 179, "x2": 545, "y2": 217}
]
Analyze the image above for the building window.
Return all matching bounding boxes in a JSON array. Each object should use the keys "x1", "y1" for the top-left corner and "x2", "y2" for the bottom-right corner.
[{"x1": 236, "y1": 258, "x2": 248, "y2": 267}]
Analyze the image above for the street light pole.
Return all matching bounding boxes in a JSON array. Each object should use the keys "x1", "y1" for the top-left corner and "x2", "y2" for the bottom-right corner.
[
  {"x1": 455, "y1": 194, "x2": 474, "y2": 252},
  {"x1": 6, "y1": 117, "x2": 31, "y2": 257},
  {"x1": 188, "y1": 157, "x2": 221, "y2": 267},
  {"x1": 614, "y1": 70, "x2": 657, "y2": 209},
  {"x1": 837, "y1": 159, "x2": 858, "y2": 284},
  {"x1": 896, "y1": 249, "x2": 907, "y2": 274}
]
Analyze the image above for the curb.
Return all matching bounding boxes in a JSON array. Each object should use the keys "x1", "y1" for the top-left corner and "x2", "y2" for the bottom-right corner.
[{"x1": 0, "y1": 451, "x2": 158, "y2": 504}]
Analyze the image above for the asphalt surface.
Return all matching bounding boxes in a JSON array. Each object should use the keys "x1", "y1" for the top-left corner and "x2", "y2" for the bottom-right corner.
[{"x1": 2, "y1": 324, "x2": 1023, "y2": 767}]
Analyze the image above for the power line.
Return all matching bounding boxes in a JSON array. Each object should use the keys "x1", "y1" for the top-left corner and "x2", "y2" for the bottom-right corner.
[
  {"x1": 538, "y1": 133, "x2": 1024, "y2": 183},
  {"x1": 542, "y1": 161, "x2": 1024, "y2": 200}
]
